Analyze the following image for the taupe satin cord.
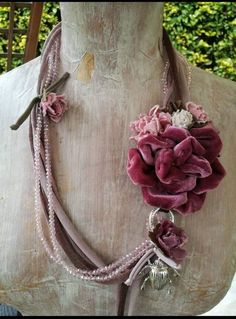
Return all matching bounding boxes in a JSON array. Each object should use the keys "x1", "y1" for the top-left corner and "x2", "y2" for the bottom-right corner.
[
  {"x1": 118, "y1": 283, "x2": 129, "y2": 316},
  {"x1": 28, "y1": 23, "x2": 108, "y2": 273},
  {"x1": 29, "y1": 107, "x2": 106, "y2": 268},
  {"x1": 29, "y1": 22, "x2": 129, "y2": 290}
]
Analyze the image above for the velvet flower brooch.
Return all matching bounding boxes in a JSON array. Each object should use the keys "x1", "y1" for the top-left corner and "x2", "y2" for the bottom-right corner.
[
  {"x1": 40, "y1": 92, "x2": 68, "y2": 123},
  {"x1": 127, "y1": 101, "x2": 226, "y2": 215},
  {"x1": 126, "y1": 101, "x2": 226, "y2": 284}
]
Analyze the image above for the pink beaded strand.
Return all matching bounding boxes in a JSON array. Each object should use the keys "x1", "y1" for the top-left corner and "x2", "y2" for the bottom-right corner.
[{"x1": 33, "y1": 23, "x2": 156, "y2": 284}]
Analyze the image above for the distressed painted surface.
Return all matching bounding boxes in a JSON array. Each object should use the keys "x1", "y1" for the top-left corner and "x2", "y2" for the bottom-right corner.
[
  {"x1": 0, "y1": 2, "x2": 235, "y2": 316},
  {"x1": 76, "y1": 52, "x2": 94, "y2": 83}
]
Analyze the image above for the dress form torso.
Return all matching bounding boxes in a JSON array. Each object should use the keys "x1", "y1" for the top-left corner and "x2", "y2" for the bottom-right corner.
[{"x1": 0, "y1": 2, "x2": 236, "y2": 315}]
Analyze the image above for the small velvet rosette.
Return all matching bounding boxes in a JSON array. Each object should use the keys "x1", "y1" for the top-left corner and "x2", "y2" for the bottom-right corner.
[
  {"x1": 40, "y1": 92, "x2": 68, "y2": 123},
  {"x1": 149, "y1": 219, "x2": 188, "y2": 264},
  {"x1": 127, "y1": 103, "x2": 226, "y2": 215}
]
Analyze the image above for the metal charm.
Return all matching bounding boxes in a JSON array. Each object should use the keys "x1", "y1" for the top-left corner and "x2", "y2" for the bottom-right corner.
[
  {"x1": 147, "y1": 208, "x2": 175, "y2": 232},
  {"x1": 140, "y1": 259, "x2": 171, "y2": 290}
]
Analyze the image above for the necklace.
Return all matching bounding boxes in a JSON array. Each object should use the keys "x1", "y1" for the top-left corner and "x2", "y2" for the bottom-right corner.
[{"x1": 10, "y1": 23, "x2": 226, "y2": 315}]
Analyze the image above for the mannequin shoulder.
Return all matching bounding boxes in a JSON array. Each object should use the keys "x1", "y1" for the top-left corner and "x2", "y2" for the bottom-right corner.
[
  {"x1": 191, "y1": 66, "x2": 236, "y2": 111},
  {"x1": 0, "y1": 57, "x2": 40, "y2": 115}
]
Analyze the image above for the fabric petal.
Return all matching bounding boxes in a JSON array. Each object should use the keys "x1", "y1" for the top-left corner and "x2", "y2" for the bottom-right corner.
[
  {"x1": 127, "y1": 148, "x2": 157, "y2": 187},
  {"x1": 175, "y1": 191, "x2": 207, "y2": 215},
  {"x1": 138, "y1": 134, "x2": 175, "y2": 152},
  {"x1": 139, "y1": 144, "x2": 154, "y2": 165},
  {"x1": 162, "y1": 176, "x2": 196, "y2": 193},
  {"x1": 190, "y1": 123, "x2": 223, "y2": 163},
  {"x1": 162, "y1": 126, "x2": 190, "y2": 142},
  {"x1": 143, "y1": 118, "x2": 160, "y2": 136},
  {"x1": 173, "y1": 137, "x2": 193, "y2": 166},
  {"x1": 155, "y1": 149, "x2": 188, "y2": 184},
  {"x1": 162, "y1": 232, "x2": 181, "y2": 249},
  {"x1": 155, "y1": 149, "x2": 174, "y2": 181},
  {"x1": 193, "y1": 158, "x2": 226, "y2": 194},
  {"x1": 190, "y1": 136, "x2": 206, "y2": 156},
  {"x1": 142, "y1": 183, "x2": 188, "y2": 210},
  {"x1": 180, "y1": 154, "x2": 212, "y2": 178},
  {"x1": 173, "y1": 136, "x2": 206, "y2": 166},
  {"x1": 47, "y1": 92, "x2": 57, "y2": 104}
]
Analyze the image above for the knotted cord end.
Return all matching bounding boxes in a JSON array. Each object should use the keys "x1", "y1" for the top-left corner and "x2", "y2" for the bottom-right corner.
[{"x1": 10, "y1": 72, "x2": 70, "y2": 131}]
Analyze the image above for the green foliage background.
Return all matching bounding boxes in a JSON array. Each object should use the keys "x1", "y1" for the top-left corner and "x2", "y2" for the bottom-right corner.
[
  {"x1": 163, "y1": 2, "x2": 236, "y2": 81},
  {"x1": 0, "y1": 2, "x2": 61, "y2": 72},
  {"x1": 0, "y1": 2, "x2": 235, "y2": 81}
]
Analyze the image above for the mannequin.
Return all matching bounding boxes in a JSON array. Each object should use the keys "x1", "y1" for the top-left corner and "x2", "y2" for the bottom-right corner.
[{"x1": 0, "y1": 2, "x2": 236, "y2": 315}]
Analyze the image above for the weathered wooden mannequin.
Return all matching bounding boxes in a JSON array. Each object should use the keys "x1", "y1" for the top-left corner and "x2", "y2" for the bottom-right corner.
[{"x1": 0, "y1": 2, "x2": 235, "y2": 315}]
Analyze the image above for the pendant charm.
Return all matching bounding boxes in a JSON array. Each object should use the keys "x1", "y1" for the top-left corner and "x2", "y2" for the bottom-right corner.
[{"x1": 140, "y1": 259, "x2": 170, "y2": 290}]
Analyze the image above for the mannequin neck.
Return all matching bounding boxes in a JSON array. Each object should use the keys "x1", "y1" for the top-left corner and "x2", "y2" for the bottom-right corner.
[{"x1": 60, "y1": 2, "x2": 164, "y2": 64}]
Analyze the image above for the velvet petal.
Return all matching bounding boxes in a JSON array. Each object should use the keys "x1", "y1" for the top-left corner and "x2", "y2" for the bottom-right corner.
[
  {"x1": 173, "y1": 137, "x2": 193, "y2": 166},
  {"x1": 175, "y1": 191, "x2": 207, "y2": 215},
  {"x1": 193, "y1": 157, "x2": 226, "y2": 194},
  {"x1": 190, "y1": 123, "x2": 223, "y2": 163},
  {"x1": 155, "y1": 149, "x2": 174, "y2": 181},
  {"x1": 155, "y1": 149, "x2": 188, "y2": 184},
  {"x1": 174, "y1": 136, "x2": 206, "y2": 166},
  {"x1": 139, "y1": 144, "x2": 154, "y2": 165},
  {"x1": 180, "y1": 155, "x2": 212, "y2": 178},
  {"x1": 162, "y1": 126, "x2": 190, "y2": 143},
  {"x1": 138, "y1": 134, "x2": 175, "y2": 152},
  {"x1": 127, "y1": 148, "x2": 157, "y2": 187},
  {"x1": 142, "y1": 184, "x2": 188, "y2": 210},
  {"x1": 162, "y1": 176, "x2": 197, "y2": 194},
  {"x1": 190, "y1": 136, "x2": 207, "y2": 156}
]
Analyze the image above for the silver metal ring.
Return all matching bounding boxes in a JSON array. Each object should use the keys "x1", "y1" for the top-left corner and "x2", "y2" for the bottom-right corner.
[{"x1": 147, "y1": 208, "x2": 175, "y2": 232}]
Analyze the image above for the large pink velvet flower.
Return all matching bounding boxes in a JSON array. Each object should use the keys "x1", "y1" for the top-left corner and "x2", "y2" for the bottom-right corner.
[
  {"x1": 127, "y1": 123, "x2": 226, "y2": 215},
  {"x1": 149, "y1": 219, "x2": 188, "y2": 263},
  {"x1": 40, "y1": 92, "x2": 68, "y2": 123}
]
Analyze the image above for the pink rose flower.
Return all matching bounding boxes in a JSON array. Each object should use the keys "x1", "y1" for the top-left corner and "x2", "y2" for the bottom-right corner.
[
  {"x1": 129, "y1": 105, "x2": 172, "y2": 142},
  {"x1": 185, "y1": 101, "x2": 209, "y2": 123},
  {"x1": 40, "y1": 92, "x2": 68, "y2": 123},
  {"x1": 149, "y1": 219, "x2": 188, "y2": 264},
  {"x1": 127, "y1": 123, "x2": 226, "y2": 215}
]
